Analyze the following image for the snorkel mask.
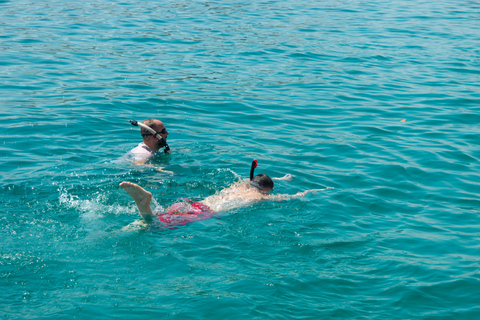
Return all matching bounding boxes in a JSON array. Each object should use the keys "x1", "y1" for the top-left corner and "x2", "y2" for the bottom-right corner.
[{"x1": 129, "y1": 119, "x2": 170, "y2": 153}]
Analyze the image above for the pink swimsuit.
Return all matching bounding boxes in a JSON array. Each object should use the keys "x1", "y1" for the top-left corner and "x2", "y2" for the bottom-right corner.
[{"x1": 155, "y1": 200, "x2": 215, "y2": 228}]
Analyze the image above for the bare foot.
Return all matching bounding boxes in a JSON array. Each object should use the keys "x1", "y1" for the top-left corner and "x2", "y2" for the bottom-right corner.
[{"x1": 120, "y1": 182, "x2": 154, "y2": 215}]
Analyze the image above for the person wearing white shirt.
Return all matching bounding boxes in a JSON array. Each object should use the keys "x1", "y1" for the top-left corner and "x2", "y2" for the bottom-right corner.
[{"x1": 127, "y1": 118, "x2": 170, "y2": 164}]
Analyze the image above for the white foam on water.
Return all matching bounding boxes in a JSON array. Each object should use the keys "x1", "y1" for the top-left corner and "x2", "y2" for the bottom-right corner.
[{"x1": 58, "y1": 188, "x2": 136, "y2": 221}]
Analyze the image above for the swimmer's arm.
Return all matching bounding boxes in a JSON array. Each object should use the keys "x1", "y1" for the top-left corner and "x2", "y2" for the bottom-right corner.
[
  {"x1": 272, "y1": 174, "x2": 293, "y2": 181},
  {"x1": 269, "y1": 187, "x2": 333, "y2": 201},
  {"x1": 132, "y1": 160, "x2": 174, "y2": 175},
  {"x1": 154, "y1": 166, "x2": 174, "y2": 175}
]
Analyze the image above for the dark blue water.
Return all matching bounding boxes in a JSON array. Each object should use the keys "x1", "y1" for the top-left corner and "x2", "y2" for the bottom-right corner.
[{"x1": 1, "y1": 0, "x2": 480, "y2": 319}]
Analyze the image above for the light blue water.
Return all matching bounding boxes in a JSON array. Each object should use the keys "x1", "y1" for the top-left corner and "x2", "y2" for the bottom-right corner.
[{"x1": 1, "y1": 0, "x2": 480, "y2": 318}]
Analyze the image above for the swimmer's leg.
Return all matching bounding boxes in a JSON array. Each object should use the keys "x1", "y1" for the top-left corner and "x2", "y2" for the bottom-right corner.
[{"x1": 120, "y1": 182, "x2": 154, "y2": 218}]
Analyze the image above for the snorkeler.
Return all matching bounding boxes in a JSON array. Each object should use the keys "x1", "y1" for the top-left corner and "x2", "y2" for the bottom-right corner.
[
  {"x1": 127, "y1": 118, "x2": 171, "y2": 163},
  {"x1": 120, "y1": 160, "x2": 331, "y2": 228}
]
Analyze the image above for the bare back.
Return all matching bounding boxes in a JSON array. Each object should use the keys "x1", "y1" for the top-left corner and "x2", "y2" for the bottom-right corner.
[{"x1": 201, "y1": 179, "x2": 268, "y2": 212}]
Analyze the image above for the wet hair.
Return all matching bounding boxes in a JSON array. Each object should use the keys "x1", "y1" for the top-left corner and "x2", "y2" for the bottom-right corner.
[
  {"x1": 249, "y1": 159, "x2": 274, "y2": 192},
  {"x1": 141, "y1": 118, "x2": 159, "y2": 135}
]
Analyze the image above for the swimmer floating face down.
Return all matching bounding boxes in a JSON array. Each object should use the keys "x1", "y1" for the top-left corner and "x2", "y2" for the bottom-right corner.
[{"x1": 120, "y1": 158, "x2": 333, "y2": 228}]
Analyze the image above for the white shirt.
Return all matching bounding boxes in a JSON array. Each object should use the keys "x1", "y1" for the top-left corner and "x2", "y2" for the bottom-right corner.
[{"x1": 127, "y1": 143, "x2": 155, "y2": 162}]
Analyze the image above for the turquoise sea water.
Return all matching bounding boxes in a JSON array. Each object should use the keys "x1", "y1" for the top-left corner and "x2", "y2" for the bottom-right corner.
[{"x1": 1, "y1": 0, "x2": 480, "y2": 318}]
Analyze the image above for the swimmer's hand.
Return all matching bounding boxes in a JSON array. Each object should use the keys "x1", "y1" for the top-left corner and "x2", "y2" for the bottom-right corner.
[
  {"x1": 272, "y1": 174, "x2": 293, "y2": 181},
  {"x1": 156, "y1": 167, "x2": 174, "y2": 175},
  {"x1": 307, "y1": 187, "x2": 333, "y2": 194},
  {"x1": 289, "y1": 187, "x2": 334, "y2": 199},
  {"x1": 132, "y1": 161, "x2": 174, "y2": 175}
]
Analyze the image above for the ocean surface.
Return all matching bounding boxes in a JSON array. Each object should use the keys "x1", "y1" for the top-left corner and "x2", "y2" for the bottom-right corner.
[{"x1": 1, "y1": 0, "x2": 479, "y2": 319}]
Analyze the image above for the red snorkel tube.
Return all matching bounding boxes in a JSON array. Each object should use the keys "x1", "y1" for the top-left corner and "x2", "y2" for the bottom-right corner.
[{"x1": 250, "y1": 159, "x2": 258, "y2": 181}]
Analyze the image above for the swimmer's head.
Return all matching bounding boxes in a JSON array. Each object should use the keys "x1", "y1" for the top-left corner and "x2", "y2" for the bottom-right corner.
[
  {"x1": 249, "y1": 159, "x2": 274, "y2": 193},
  {"x1": 250, "y1": 174, "x2": 274, "y2": 193},
  {"x1": 130, "y1": 118, "x2": 169, "y2": 151}
]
